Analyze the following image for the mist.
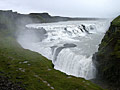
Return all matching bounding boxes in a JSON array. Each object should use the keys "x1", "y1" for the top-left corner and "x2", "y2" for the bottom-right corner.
[{"x1": 0, "y1": 0, "x2": 120, "y2": 18}]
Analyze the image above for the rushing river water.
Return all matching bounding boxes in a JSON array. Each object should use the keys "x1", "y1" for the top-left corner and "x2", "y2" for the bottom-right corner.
[{"x1": 17, "y1": 20, "x2": 110, "y2": 80}]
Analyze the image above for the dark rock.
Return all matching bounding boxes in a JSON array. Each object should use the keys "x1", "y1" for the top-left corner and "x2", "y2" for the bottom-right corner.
[
  {"x1": 81, "y1": 24, "x2": 89, "y2": 33},
  {"x1": 64, "y1": 43, "x2": 77, "y2": 48},
  {"x1": 29, "y1": 13, "x2": 51, "y2": 18},
  {"x1": 0, "y1": 75, "x2": 25, "y2": 90},
  {"x1": 93, "y1": 16, "x2": 120, "y2": 90},
  {"x1": 0, "y1": 71, "x2": 4, "y2": 74},
  {"x1": 16, "y1": 76, "x2": 24, "y2": 79}
]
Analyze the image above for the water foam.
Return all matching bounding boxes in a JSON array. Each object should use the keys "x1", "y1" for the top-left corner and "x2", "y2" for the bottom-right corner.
[{"x1": 18, "y1": 20, "x2": 110, "y2": 80}]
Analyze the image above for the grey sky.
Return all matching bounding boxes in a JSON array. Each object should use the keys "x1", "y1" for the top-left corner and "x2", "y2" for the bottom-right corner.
[{"x1": 0, "y1": 0, "x2": 120, "y2": 18}]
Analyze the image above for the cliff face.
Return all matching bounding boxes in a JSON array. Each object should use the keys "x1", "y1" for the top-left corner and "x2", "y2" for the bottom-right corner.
[{"x1": 94, "y1": 16, "x2": 120, "y2": 89}]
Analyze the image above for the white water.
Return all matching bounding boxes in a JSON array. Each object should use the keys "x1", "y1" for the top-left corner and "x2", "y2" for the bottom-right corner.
[{"x1": 17, "y1": 20, "x2": 110, "y2": 80}]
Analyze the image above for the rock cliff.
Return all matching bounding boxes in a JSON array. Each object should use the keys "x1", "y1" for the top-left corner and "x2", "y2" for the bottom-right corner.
[{"x1": 93, "y1": 16, "x2": 120, "y2": 90}]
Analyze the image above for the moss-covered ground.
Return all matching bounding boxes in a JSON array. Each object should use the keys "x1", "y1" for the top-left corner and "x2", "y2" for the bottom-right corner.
[{"x1": 112, "y1": 15, "x2": 120, "y2": 26}]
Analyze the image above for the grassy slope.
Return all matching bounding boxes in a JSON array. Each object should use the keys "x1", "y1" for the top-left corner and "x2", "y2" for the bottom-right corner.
[
  {"x1": 0, "y1": 11, "x2": 104, "y2": 90},
  {"x1": 112, "y1": 15, "x2": 120, "y2": 26}
]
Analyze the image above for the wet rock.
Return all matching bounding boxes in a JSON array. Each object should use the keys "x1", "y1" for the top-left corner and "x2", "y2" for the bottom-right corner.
[{"x1": 64, "y1": 43, "x2": 77, "y2": 48}]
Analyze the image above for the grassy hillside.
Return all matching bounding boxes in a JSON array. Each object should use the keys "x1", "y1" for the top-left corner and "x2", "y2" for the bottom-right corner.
[
  {"x1": 112, "y1": 15, "x2": 120, "y2": 26},
  {"x1": 0, "y1": 10, "x2": 104, "y2": 90}
]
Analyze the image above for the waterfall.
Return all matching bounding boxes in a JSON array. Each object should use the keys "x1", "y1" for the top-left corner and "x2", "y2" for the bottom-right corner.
[
  {"x1": 54, "y1": 49, "x2": 96, "y2": 79},
  {"x1": 17, "y1": 20, "x2": 110, "y2": 80}
]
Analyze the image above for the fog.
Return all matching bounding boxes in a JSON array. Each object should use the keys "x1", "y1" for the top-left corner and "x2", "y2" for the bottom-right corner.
[{"x1": 0, "y1": 0, "x2": 120, "y2": 18}]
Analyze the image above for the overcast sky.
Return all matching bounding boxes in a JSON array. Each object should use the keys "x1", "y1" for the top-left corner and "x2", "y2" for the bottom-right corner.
[{"x1": 0, "y1": 0, "x2": 120, "y2": 18}]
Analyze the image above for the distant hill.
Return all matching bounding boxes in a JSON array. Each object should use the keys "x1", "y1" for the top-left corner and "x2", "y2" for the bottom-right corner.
[{"x1": 0, "y1": 10, "x2": 105, "y2": 24}]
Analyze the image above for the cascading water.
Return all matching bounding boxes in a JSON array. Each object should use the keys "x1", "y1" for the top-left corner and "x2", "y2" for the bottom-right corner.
[{"x1": 17, "y1": 20, "x2": 110, "y2": 80}]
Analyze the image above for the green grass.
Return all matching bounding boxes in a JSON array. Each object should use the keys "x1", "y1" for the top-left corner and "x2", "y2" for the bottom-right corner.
[{"x1": 112, "y1": 15, "x2": 120, "y2": 26}]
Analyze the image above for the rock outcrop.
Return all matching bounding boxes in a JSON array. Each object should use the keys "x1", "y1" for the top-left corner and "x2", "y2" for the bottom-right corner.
[{"x1": 93, "y1": 16, "x2": 120, "y2": 90}]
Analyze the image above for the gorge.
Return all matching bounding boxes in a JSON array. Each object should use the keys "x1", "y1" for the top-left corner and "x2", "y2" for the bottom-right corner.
[
  {"x1": 0, "y1": 10, "x2": 120, "y2": 90},
  {"x1": 17, "y1": 20, "x2": 110, "y2": 80}
]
